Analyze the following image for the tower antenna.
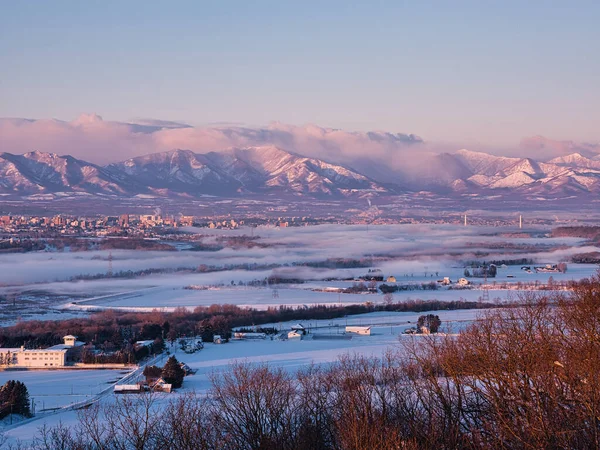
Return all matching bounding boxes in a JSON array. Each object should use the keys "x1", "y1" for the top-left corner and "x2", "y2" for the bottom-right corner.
[{"x1": 482, "y1": 264, "x2": 489, "y2": 302}]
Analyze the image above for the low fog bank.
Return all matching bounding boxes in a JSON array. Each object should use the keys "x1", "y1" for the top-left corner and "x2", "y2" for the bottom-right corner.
[{"x1": 0, "y1": 224, "x2": 595, "y2": 286}]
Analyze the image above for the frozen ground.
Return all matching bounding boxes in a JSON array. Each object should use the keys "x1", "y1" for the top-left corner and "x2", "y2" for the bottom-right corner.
[
  {"x1": 0, "y1": 309, "x2": 482, "y2": 444},
  {"x1": 0, "y1": 223, "x2": 597, "y2": 321},
  {"x1": 55, "y1": 262, "x2": 597, "y2": 312},
  {"x1": 0, "y1": 223, "x2": 596, "y2": 286},
  {"x1": 0, "y1": 369, "x2": 131, "y2": 412}
]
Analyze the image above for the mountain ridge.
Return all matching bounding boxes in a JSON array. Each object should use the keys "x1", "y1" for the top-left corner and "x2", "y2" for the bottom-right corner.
[
  {"x1": 1, "y1": 147, "x2": 600, "y2": 199},
  {"x1": 0, "y1": 147, "x2": 390, "y2": 198}
]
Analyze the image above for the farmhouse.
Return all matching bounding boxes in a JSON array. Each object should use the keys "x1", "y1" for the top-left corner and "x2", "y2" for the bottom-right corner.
[{"x1": 152, "y1": 378, "x2": 173, "y2": 393}]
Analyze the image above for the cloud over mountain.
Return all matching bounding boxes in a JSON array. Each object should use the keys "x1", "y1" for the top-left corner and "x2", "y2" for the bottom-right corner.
[
  {"x1": 0, "y1": 115, "x2": 423, "y2": 168},
  {"x1": 519, "y1": 136, "x2": 600, "y2": 159},
  {"x1": 2, "y1": 114, "x2": 599, "y2": 189}
]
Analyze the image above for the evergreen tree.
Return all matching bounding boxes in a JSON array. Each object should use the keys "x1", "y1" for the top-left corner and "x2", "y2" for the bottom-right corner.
[
  {"x1": 161, "y1": 355, "x2": 185, "y2": 388},
  {"x1": 417, "y1": 314, "x2": 442, "y2": 333},
  {"x1": 0, "y1": 380, "x2": 31, "y2": 418}
]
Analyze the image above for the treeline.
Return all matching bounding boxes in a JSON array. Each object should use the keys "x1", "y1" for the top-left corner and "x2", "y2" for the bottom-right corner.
[
  {"x1": 572, "y1": 251, "x2": 600, "y2": 264},
  {"x1": 48, "y1": 237, "x2": 175, "y2": 252},
  {"x1": 552, "y1": 226, "x2": 600, "y2": 240},
  {"x1": 70, "y1": 266, "x2": 196, "y2": 281},
  {"x1": 18, "y1": 278, "x2": 600, "y2": 449},
  {"x1": 299, "y1": 258, "x2": 375, "y2": 269},
  {"x1": 379, "y1": 282, "x2": 439, "y2": 293},
  {"x1": 463, "y1": 257, "x2": 534, "y2": 266},
  {"x1": 0, "y1": 240, "x2": 45, "y2": 253},
  {"x1": 0, "y1": 299, "x2": 499, "y2": 351}
]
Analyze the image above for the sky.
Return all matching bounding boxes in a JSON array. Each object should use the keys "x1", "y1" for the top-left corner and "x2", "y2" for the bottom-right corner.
[{"x1": 1, "y1": 1, "x2": 599, "y2": 148}]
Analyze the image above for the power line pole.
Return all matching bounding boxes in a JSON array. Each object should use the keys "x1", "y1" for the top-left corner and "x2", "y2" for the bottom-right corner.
[
  {"x1": 482, "y1": 265, "x2": 490, "y2": 302},
  {"x1": 108, "y1": 251, "x2": 113, "y2": 278}
]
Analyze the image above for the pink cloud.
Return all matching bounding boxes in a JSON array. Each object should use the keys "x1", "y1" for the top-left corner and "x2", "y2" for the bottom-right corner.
[
  {"x1": 1, "y1": 114, "x2": 598, "y2": 184},
  {"x1": 519, "y1": 135, "x2": 600, "y2": 159}
]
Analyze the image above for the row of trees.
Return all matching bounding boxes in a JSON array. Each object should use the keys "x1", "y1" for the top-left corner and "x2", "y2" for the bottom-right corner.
[
  {"x1": 13, "y1": 276, "x2": 600, "y2": 449},
  {"x1": 379, "y1": 282, "x2": 439, "y2": 293},
  {"x1": 0, "y1": 299, "x2": 500, "y2": 351}
]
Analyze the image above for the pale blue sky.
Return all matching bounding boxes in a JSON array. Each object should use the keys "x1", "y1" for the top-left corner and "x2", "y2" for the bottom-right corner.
[{"x1": 1, "y1": 1, "x2": 598, "y2": 144}]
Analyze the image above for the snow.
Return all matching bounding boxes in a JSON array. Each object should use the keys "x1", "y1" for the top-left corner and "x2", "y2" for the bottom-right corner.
[
  {"x1": 0, "y1": 308, "x2": 485, "y2": 444},
  {"x1": 489, "y1": 171, "x2": 536, "y2": 189},
  {"x1": 0, "y1": 369, "x2": 131, "y2": 411},
  {"x1": 54, "y1": 262, "x2": 598, "y2": 312}
]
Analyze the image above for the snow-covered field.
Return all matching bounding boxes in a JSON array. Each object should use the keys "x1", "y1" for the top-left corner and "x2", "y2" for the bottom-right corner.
[
  {"x1": 54, "y1": 262, "x2": 597, "y2": 312},
  {"x1": 0, "y1": 223, "x2": 597, "y2": 320},
  {"x1": 0, "y1": 223, "x2": 596, "y2": 286},
  {"x1": 1, "y1": 223, "x2": 599, "y2": 444},
  {"x1": 0, "y1": 309, "x2": 481, "y2": 444},
  {"x1": 0, "y1": 369, "x2": 131, "y2": 412}
]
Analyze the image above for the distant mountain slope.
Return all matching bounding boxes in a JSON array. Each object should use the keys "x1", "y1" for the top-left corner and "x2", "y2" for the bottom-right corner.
[
  {"x1": 0, "y1": 151, "x2": 126, "y2": 194},
  {"x1": 0, "y1": 147, "x2": 391, "y2": 197},
  {"x1": 1, "y1": 148, "x2": 599, "y2": 198},
  {"x1": 442, "y1": 151, "x2": 600, "y2": 195}
]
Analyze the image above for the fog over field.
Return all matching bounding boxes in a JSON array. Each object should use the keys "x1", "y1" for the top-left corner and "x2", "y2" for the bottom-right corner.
[
  {"x1": 0, "y1": 224, "x2": 595, "y2": 286},
  {"x1": 0, "y1": 224, "x2": 597, "y2": 317}
]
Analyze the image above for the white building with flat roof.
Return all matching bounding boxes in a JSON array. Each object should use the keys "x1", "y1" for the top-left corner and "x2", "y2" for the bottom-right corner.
[
  {"x1": 0, "y1": 335, "x2": 84, "y2": 368},
  {"x1": 16, "y1": 348, "x2": 67, "y2": 368}
]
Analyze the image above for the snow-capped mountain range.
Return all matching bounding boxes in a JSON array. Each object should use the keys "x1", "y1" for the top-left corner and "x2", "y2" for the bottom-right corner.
[
  {"x1": 1, "y1": 147, "x2": 600, "y2": 198},
  {"x1": 0, "y1": 147, "x2": 389, "y2": 198}
]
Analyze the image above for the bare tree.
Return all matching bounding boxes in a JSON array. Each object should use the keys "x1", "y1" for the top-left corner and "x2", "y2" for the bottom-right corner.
[{"x1": 209, "y1": 363, "x2": 299, "y2": 450}]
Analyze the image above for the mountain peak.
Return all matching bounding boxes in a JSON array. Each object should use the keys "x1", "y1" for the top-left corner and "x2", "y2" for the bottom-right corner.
[
  {"x1": 2, "y1": 146, "x2": 600, "y2": 199},
  {"x1": 24, "y1": 150, "x2": 59, "y2": 159},
  {"x1": 549, "y1": 153, "x2": 600, "y2": 170}
]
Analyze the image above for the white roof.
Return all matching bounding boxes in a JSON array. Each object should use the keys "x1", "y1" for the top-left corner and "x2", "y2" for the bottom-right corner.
[
  {"x1": 48, "y1": 341, "x2": 85, "y2": 350},
  {"x1": 20, "y1": 348, "x2": 67, "y2": 353},
  {"x1": 114, "y1": 384, "x2": 142, "y2": 391}
]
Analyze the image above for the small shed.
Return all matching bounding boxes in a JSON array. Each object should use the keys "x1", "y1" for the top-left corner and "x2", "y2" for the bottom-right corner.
[
  {"x1": 114, "y1": 384, "x2": 143, "y2": 394},
  {"x1": 287, "y1": 331, "x2": 303, "y2": 339},
  {"x1": 290, "y1": 324, "x2": 306, "y2": 335},
  {"x1": 345, "y1": 326, "x2": 371, "y2": 336}
]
